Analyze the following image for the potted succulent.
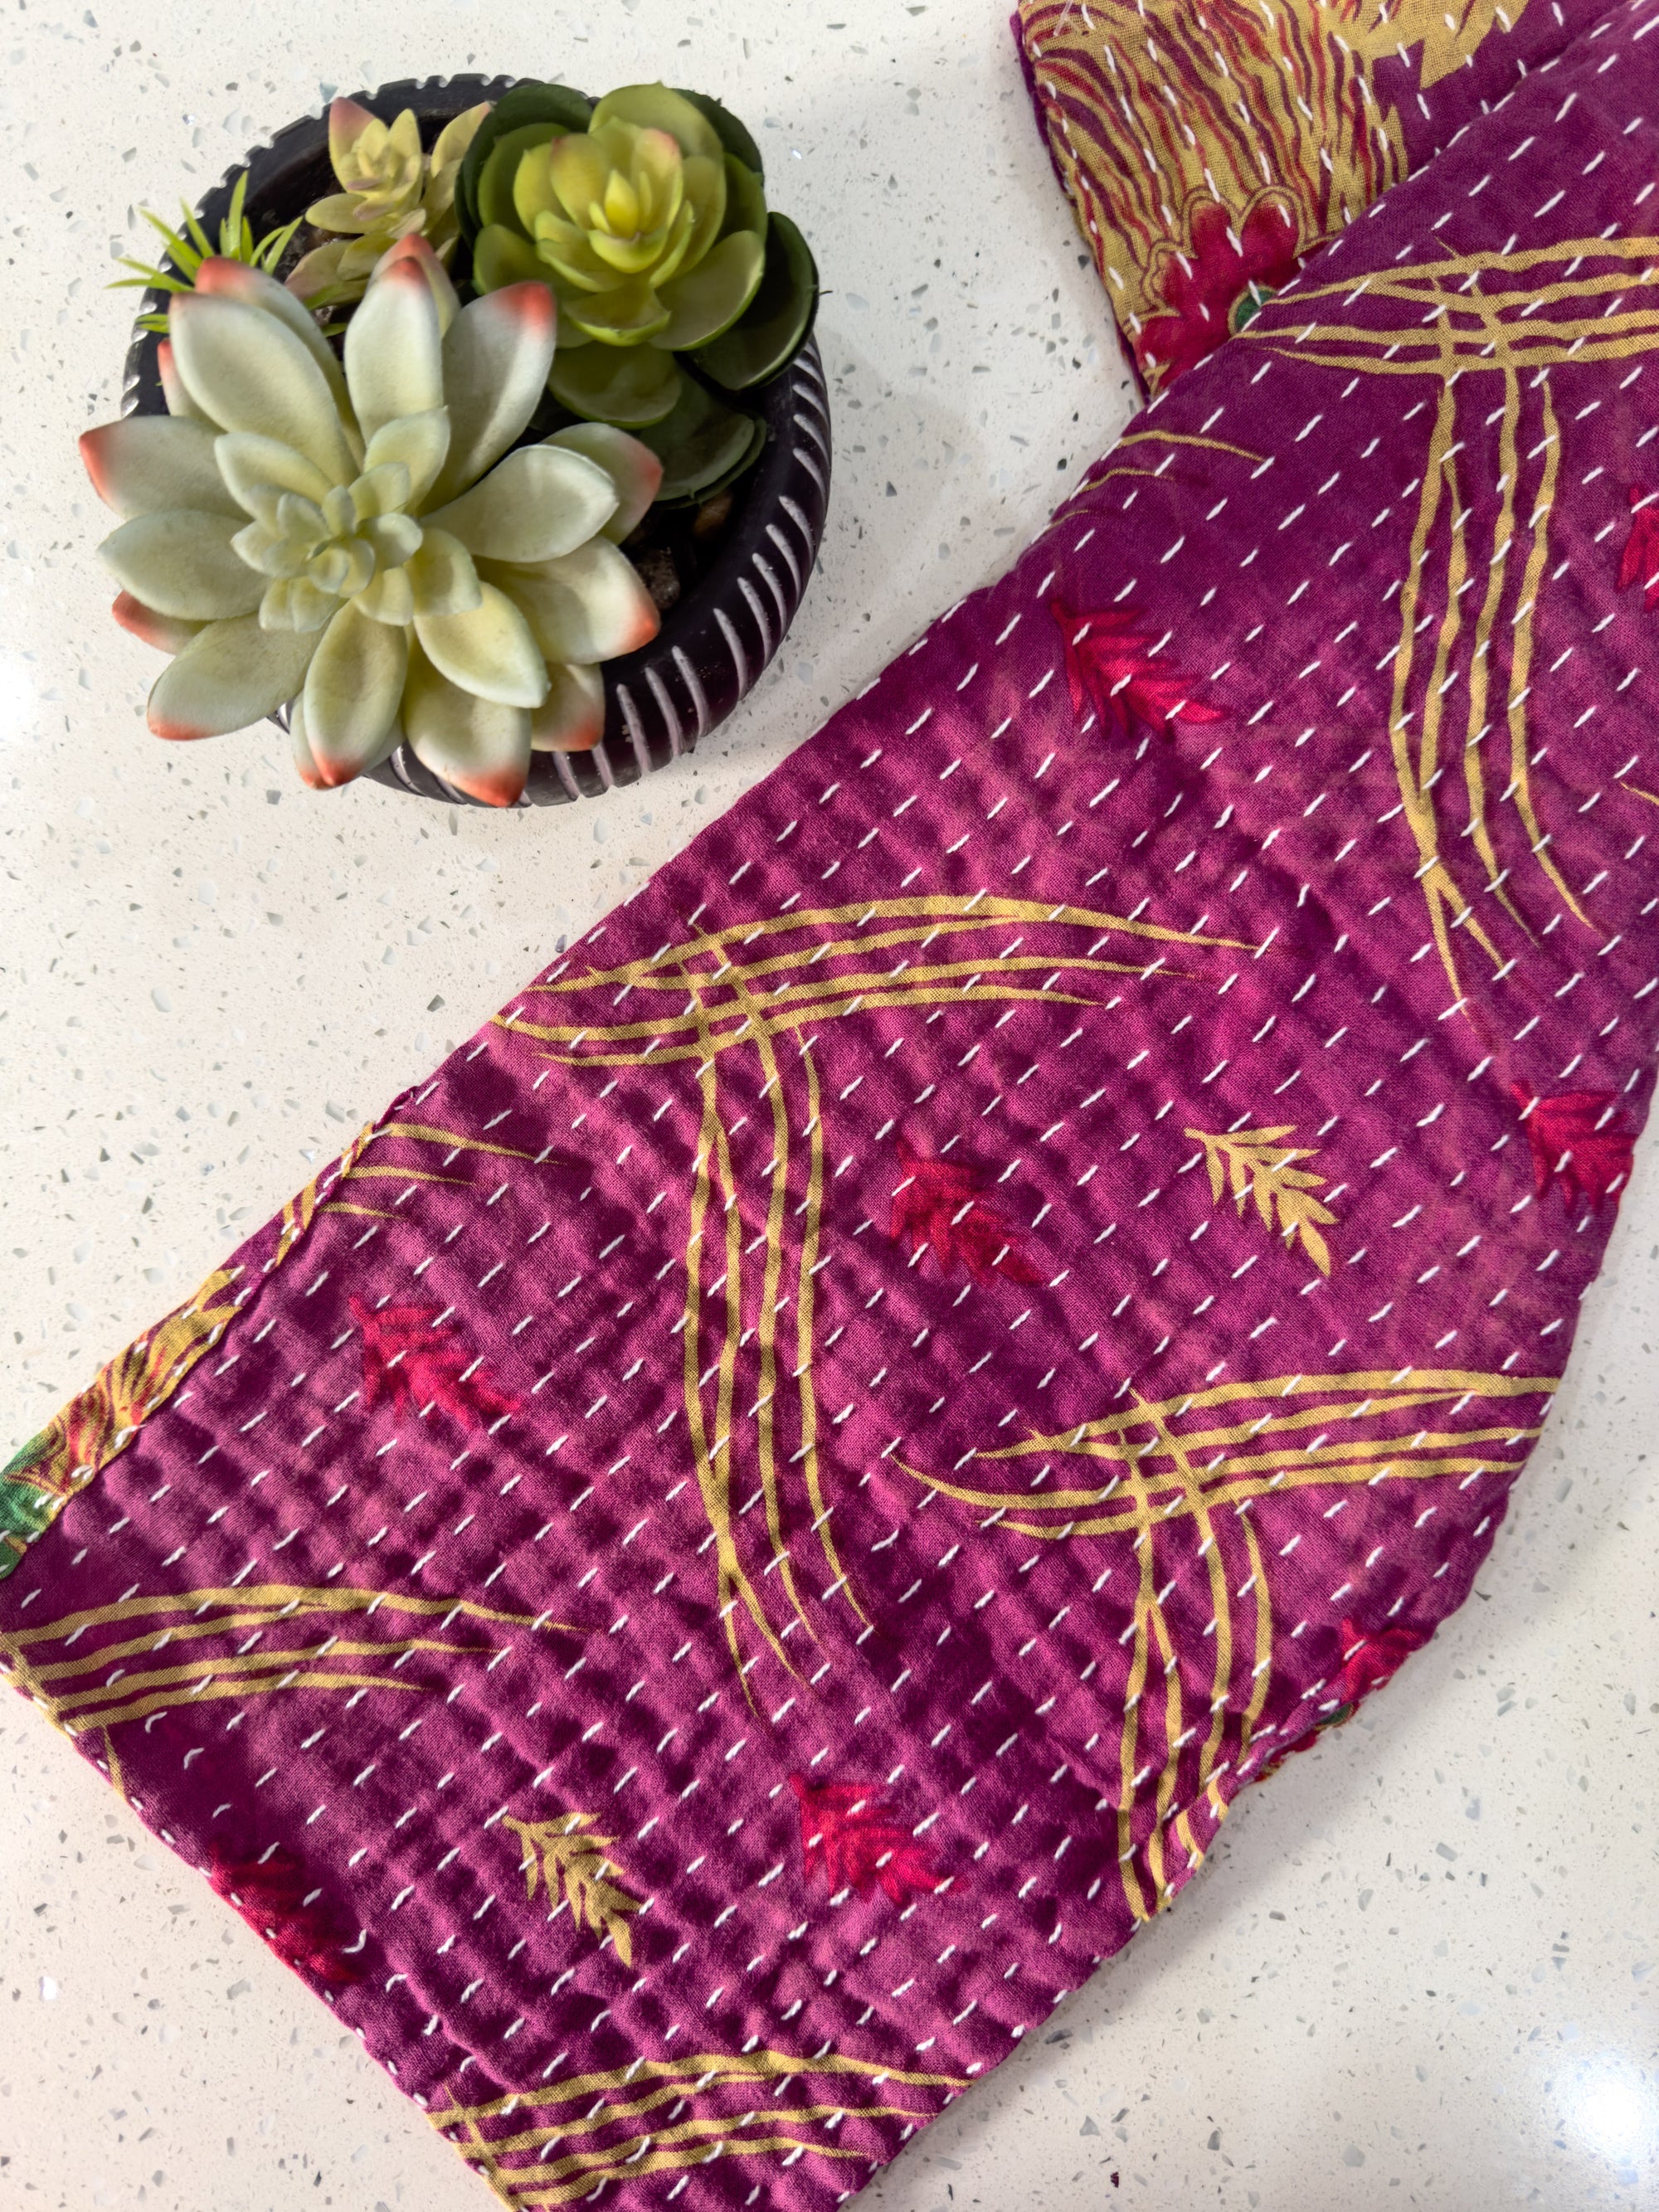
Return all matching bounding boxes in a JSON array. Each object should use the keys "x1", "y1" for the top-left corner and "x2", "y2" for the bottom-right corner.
[{"x1": 86, "y1": 75, "x2": 830, "y2": 808}]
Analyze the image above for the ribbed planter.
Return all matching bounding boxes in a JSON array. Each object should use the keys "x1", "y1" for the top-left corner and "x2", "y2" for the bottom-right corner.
[{"x1": 119, "y1": 75, "x2": 831, "y2": 806}]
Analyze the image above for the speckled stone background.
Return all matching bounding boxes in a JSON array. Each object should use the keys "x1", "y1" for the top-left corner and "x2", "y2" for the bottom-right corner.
[{"x1": 0, "y1": 2, "x2": 1654, "y2": 2207}]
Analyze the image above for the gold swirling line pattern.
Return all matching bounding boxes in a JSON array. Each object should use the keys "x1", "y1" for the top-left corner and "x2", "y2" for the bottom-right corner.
[
  {"x1": 497, "y1": 895, "x2": 1250, "y2": 1686},
  {"x1": 0, "y1": 1581, "x2": 591, "y2": 1746},
  {"x1": 431, "y1": 2046, "x2": 969, "y2": 2207},
  {"x1": 899, "y1": 1365, "x2": 1554, "y2": 1919},
  {"x1": 1243, "y1": 245, "x2": 1653, "y2": 1004}
]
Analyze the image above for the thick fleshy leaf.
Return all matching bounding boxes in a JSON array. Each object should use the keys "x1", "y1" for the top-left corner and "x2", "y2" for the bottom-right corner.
[
  {"x1": 529, "y1": 660, "x2": 605, "y2": 752},
  {"x1": 456, "y1": 81, "x2": 593, "y2": 236},
  {"x1": 426, "y1": 284, "x2": 558, "y2": 508},
  {"x1": 591, "y1": 82, "x2": 723, "y2": 163},
  {"x1": 637, "y1": 374, "x2": 762, "y2": 502},
  {"x1": 192, "y1": 257, "x2": 354, "y2": 420},
  {"x1": 664, "y1": 153, "x2": 727, "y2": 283},
  {"x1": 653, "y1": 228, "x2": 765, "y2": 351},
  {"x1": 169, "y1": 294, "x2": 357, "y2": 484},
  {"x1": 157, "y1": 338, "x2": 210, "y2": 422},
  {"x1": 406, "y1": 527, "x2": 483, "y2": 617},
  {"x1": 431, "y1": 100, "x2": 491, "y2": 176},
  {"x1": 344, "y1": 256, "x2": 444, "y2": 446},
  {"x1": 547, "y1": 424, "x2": 664, "y2": 540},
  {"x1": 486, "y1": 538, "x2": 659, "y2": 665},
  {"x1": 675, "y1": 88, "x2": 765, "y2": 180},
  {"x1": 564, "y1": 275, "x2": 672, "y2": 347},
  {"x1": 100, "y1": 508, "x2": 266, "y2": 621},
  {"x1": 111, "y1": 591, "x2": 203, "y2": 655},
  {"x1": 328, "y1": 96, "x2": 381, "y2": 180},
  {"x1": 548, "y1": 342, "x2": 681, "y2": 428},
  {"x1": 719, "y1": 154, "x2": 768, "y2": 249},
  {"x1": 697, "y1": 211, "x2": 819, "y2": 391},
  {"x1": 372, "y1": 233, "x2": 460, "y2": 335},
  {"x1": 472, "y1": 222, "x2": 550, "y2": 294},
  {"x1": 302, "y1": 600, "x2": 408, "y2": 785},
  {"x1": 533, "y1": 211, "x2": 627, "y2": 294},
  {"x1": 214, "y1": 432, "x2": 336, "y2": 520},
  {"x1": 403, "y1": 648, "x2": 532, "y2": 806},
  {"x1": 364, "y1": 408, "x2": 450, "y2": 508},
  {"x1": 285, "y1": 239, "x2": 349, "y2": 303},
  {"x1": 508, "y1": 137, "x2": 564, "y2": 234},
  {"x1": 288, "y1": 695, "x2": 328, "y2": 790},
  {"x1": 145, "y1": 615, "x2": 317, "y2": 739},
  {"x1": 414, "y1": 581, "x2": 548, "y2": 707},
  {"x1": 355, "y1": 563, "x2": 415, "y2": 624},
  {"x1": 426, "y1": 444, "x2": 617, "y2": 563},
  {"x1": 80, "y1": 416, "x2": 239, "y2": 519}
]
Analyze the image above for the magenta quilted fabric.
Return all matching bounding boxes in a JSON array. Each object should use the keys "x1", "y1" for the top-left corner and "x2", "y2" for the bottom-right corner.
[{"x1": 7, "y1": 9, "x2": 1659, "y2": 2206}]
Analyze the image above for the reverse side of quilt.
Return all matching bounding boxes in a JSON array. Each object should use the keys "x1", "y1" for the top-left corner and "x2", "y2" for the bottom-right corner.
[
  {"x1": 7, "y1": 7, "x2": 1659, "y2": 2206},
  {"x1": 1013, "y1": 0, "x2": 1622, "y2": 391}
]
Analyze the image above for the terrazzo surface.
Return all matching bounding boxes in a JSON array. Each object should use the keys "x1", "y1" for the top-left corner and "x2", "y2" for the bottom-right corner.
[{"x1": 0, "y1": 1, "x2": 1654, "y2": 2207}]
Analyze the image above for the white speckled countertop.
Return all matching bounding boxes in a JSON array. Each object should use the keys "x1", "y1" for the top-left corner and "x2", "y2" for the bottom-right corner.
[{"x1": 1, "y1": 2, "x2": 1655, "y2": 2206}]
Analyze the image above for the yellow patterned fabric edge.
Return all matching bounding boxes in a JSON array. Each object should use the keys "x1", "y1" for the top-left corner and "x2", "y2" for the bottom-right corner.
[
  {"x1": 1014, "y1": 0, "x2": 1534, "y2": 391},
  {"x1": 0, "y1": 1122, "x2": 378, "y2": 1578}
]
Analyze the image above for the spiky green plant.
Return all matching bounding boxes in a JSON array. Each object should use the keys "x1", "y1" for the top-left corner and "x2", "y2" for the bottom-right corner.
[
  {"x1": 111, "y1": 171, "x2": 302, "y2": 335},
  {"x1": 82, "y1": 237, "x2": 664, "y2": 806}
]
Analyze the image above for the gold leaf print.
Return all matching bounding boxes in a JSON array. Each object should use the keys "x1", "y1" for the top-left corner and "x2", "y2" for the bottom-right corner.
[
  {"x1": 1341, "y1": 0, "x2": 1526, "y2": 89},
  {"x1": 1185, "y1": 1124, "x2": 1337, "y2": 1275},
  {"x1": 503, "y1": 1813, "x2": 643, "y2": 1967}
]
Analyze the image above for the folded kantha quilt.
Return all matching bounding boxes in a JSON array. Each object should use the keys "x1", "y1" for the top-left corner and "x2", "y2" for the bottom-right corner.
[{"x1": 7, "y1": 7, "x2": 1659, "y2": 2205}]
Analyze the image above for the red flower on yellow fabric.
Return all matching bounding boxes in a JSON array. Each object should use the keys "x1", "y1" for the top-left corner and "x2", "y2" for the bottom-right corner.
[
  {"x1": 351, "y1": 1296, "x2": 519, "y2": 1427},
  {"x1": 1051, "y1": 600, "x2": 1223, "y2": 742},
  {"x1": 1137, "y1": 194, "x2": 1301, "y2": 388},
  {"x1": 1618, "y1": 485, "x2": 1659, "y2": 609},
  {"x1": 789, "y1": 1775, "x2": 940, "y2": 1904},
  {"x1": 888, "y1": 1136, "x2": 1041, "y2": 1286},
  {"x1": 1335, "y1": 1617, "x2": 1428, "y2": 1705},
  {"x1": 1516, "y1": 1088, "x2": 1636, "y2": 1212}
]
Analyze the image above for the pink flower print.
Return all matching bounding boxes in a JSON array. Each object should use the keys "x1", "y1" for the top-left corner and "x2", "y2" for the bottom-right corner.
[
  {"x1": 1618, "y1": 484, "x2": 1659, "y2": 610},
  {"x1": 1051, "y1": 600, "x2": 1224, "y2": 742},
  {"x1": 350, "y1": 1296, "x2": 520, "y2": 1428},
  {"x1": 1516, "y1": 1088, "x2": 1637, "y2": 1212},
  {"x1": 888, "y1": 1138, "x2": 1041, "y2": 1286},
  {"x1": 790, "y1": 1776, "x2": 941, "y2": 1905}
]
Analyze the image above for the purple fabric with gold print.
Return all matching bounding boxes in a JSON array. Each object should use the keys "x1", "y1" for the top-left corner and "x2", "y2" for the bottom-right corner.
[{"x1": 7, "y1": 10, "x2": 1659, "y2": 2206}]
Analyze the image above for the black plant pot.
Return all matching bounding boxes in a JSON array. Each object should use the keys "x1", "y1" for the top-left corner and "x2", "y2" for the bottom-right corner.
[{"x1": 119, "y1": 75, "x2": 830, "y2": 807}]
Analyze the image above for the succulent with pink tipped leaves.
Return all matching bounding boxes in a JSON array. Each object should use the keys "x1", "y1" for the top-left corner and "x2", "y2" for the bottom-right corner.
[
  {"x1": 287, "y1": 98, "x2": 491, "y2": 309},
  {"x1": 83, "y1": 241, "x2": 663, "y2": 805}
]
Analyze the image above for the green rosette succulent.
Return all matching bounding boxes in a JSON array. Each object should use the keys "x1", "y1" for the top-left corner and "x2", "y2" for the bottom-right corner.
[
  {"x1": 461, "y1": 80, "x2": 818, "y2": 479},
  {"x1": 287, "y1": 98, "x2": 491, "y2": 309},
  {"x1": 83, "y1": 238, "x2": 664, "y2": 807}
]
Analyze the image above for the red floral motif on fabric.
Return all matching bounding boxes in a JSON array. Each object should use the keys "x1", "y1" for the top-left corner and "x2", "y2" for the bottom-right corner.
[
  {"x1": 350, "y1": 1296, "x2": 519, "y2": 1427},
  {"x1": 1335, "y1": 1616, "x2": 1430, "y2": 1705},
  {"x1": 207, "y1": 1844, "x2": 362, "y2": 1985},
  {"x1": 1517, "y1": 1088, "x2": 1637, "y2": 1211},
  {"x1": 789, "y1": 1776, "x2": 940, "y2": 1905},
  {"x1": 1138, "y1": 194, "x2": 1301, "y2": 387},
  {"x1": 1051, "y1": 600, "x2": 1224, "y2": 743},
  {"x1": 888, "y1": 1138, "x2": 1041, "y2": 1286},
  {"x1": 1618, "y1": 485, "x2": 1659, "y2": 608}
]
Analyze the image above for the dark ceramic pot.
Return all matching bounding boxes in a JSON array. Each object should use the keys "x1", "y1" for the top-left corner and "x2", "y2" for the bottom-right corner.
[{"x1": 119, "y1": 75, "x2": 830, "y2": 806}]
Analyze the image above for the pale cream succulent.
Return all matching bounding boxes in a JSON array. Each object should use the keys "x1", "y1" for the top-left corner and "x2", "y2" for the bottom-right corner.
[
  {"x1": 83, "y1": 239, "x2": 663, "y2": 805},
  {"x1": 287, "y1": 98, "x2": 490, "y2": 308}
]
